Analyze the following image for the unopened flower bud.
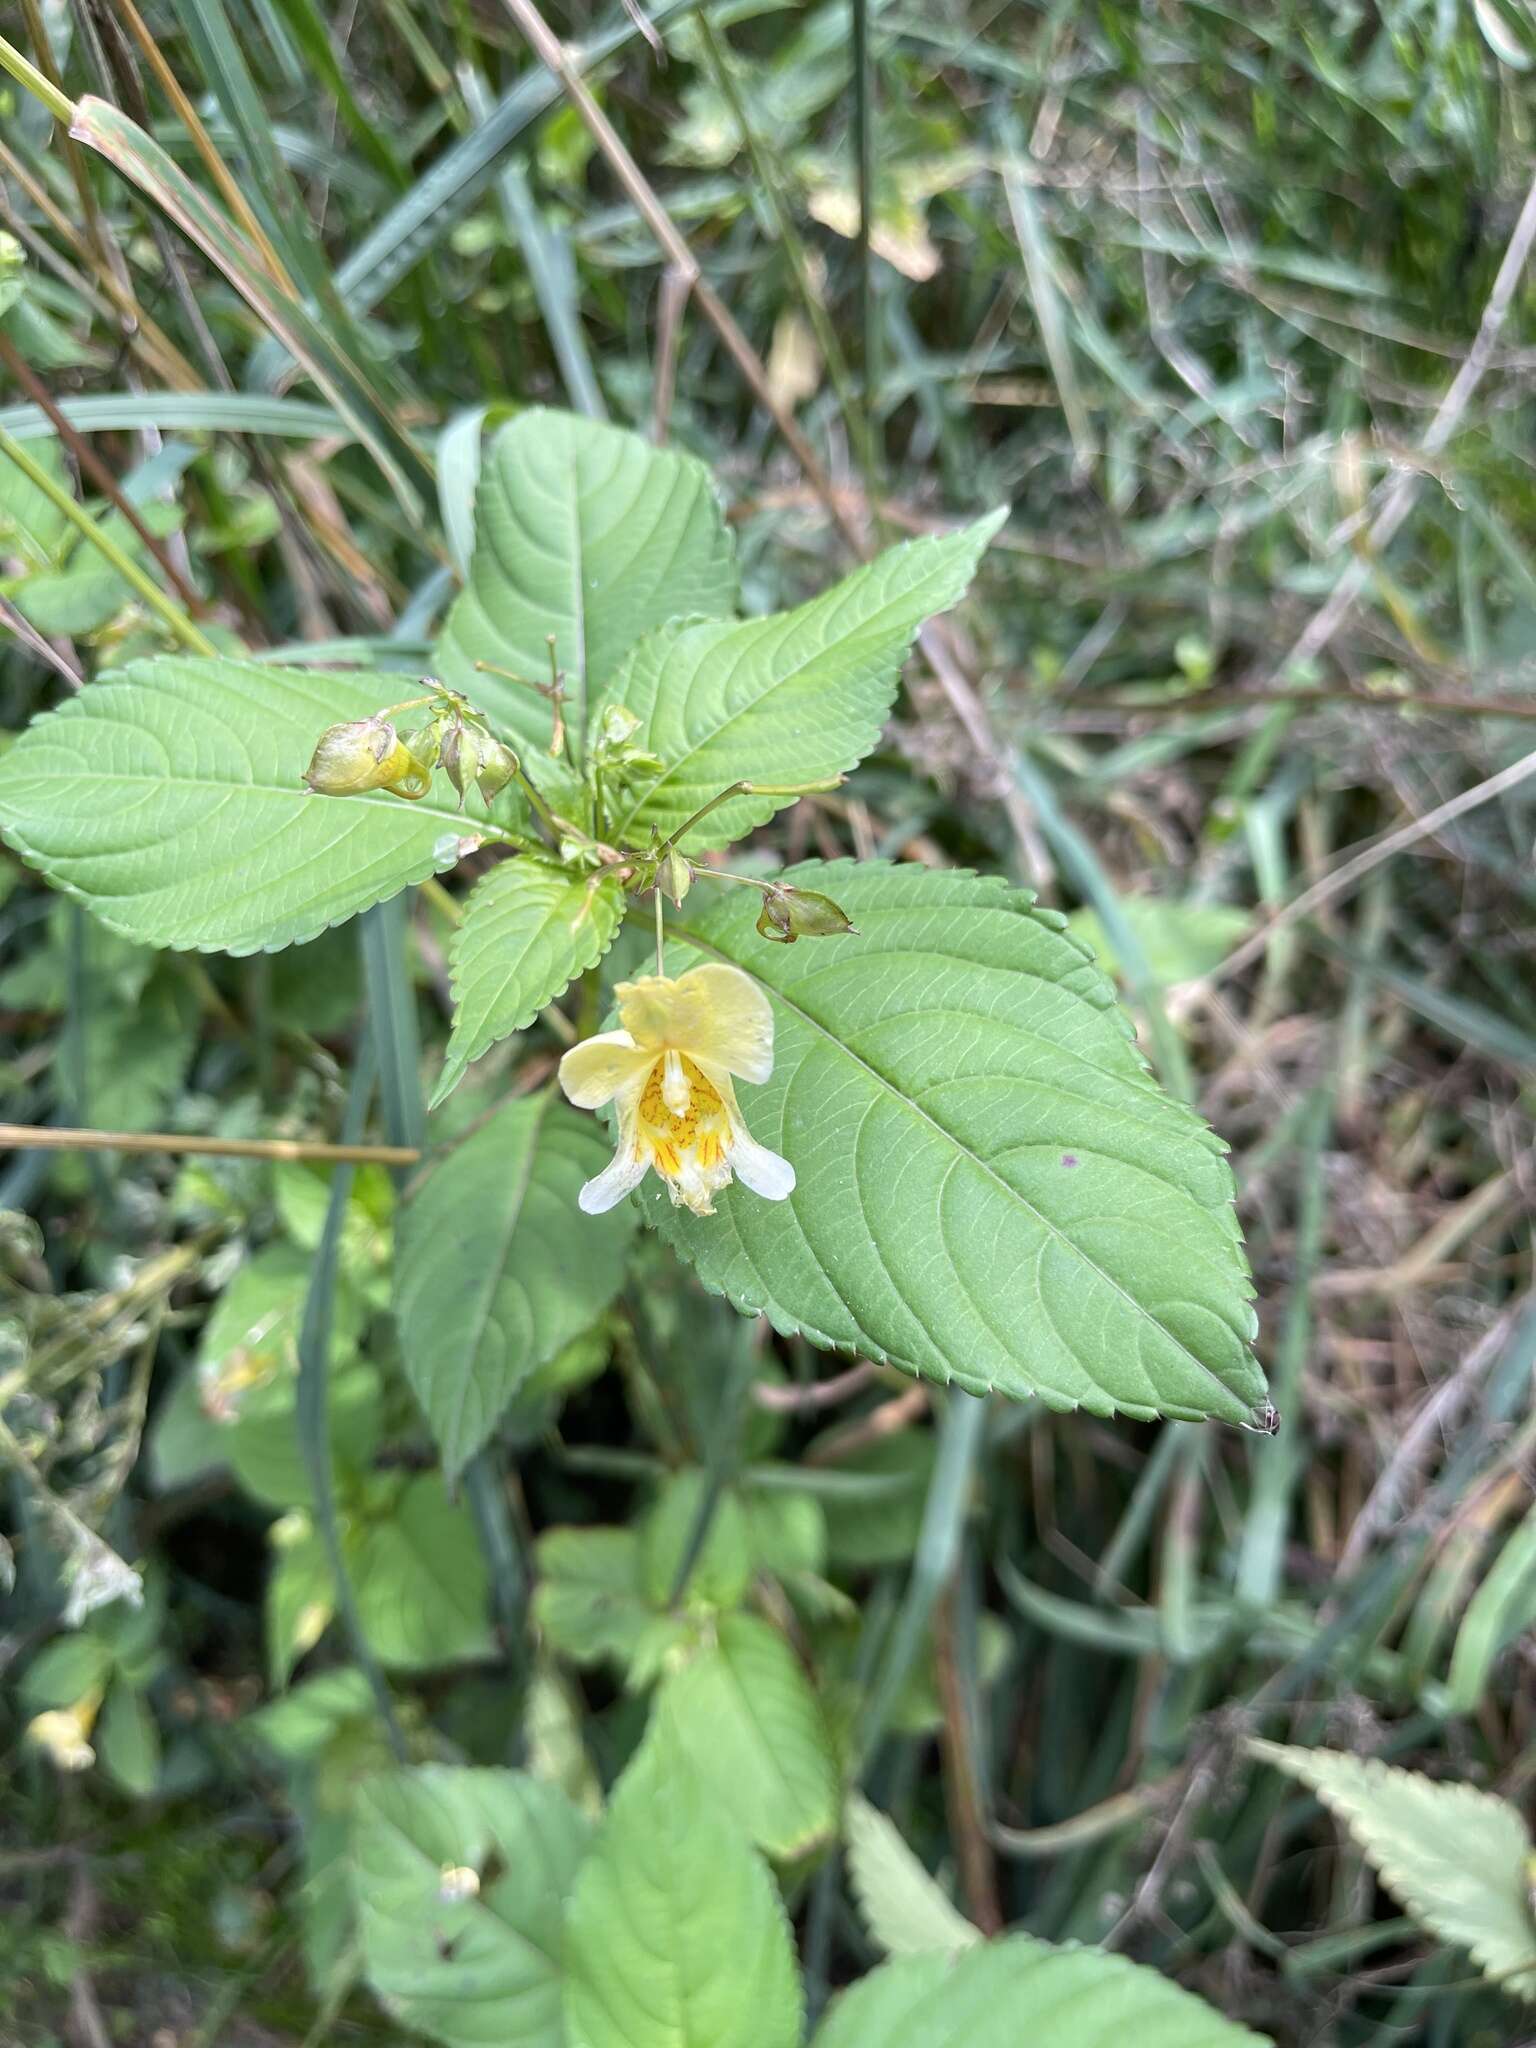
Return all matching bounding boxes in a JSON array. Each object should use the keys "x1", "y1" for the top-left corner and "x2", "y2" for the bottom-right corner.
[
  {"x1": 756, "y1": 885, "x2": 858, "y2": 944},
  {"x1": 473, "y1": 734, "x2": 518, "y2": 802},
  {"x1": 597, "y1": 704, "x2": 642, "y2": 749},
  {"x1": 391, "y1": 726, "x2": 438, "y2": 800},
  {"x1": 439, "y1": 722, "x2": 478, "y2": 808},
  {"x1": 304, "y1": 717, "x2": 417, "y2": 797},
  {"x1": 26, "y1": 1693, "x2": 102, "y2": 1772},
  {"x1": 659, "y1": 849, "x2": 692, "y2": 906}
]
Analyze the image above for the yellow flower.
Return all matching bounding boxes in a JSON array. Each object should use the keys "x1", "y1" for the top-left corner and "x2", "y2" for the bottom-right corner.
[
  {"x1": 26, "y1": 1691, "x2": 103, "y2": 1772},
  {"x1": 558, "y1": 963, "x2": 794, "y2": 1218}
]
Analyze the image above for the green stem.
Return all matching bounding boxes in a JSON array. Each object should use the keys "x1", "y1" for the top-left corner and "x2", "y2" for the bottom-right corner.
[
  {"x1": 0, "y1": 31, "x2": 72, "y2": 123},
  {"x1": 657, "y1": 775, "x2": 843, "y2": 856},
  {"x1": 688, "y1": 863, "x2": 780, "y2": 891},
  {"x1": 376, "y1": 692, "x2": 439, "y2": 721},
  {"x1": 654, "y1": 886, "x2": 666, "y2": 975},
  {"x1": 510, "y1": 759, "x2": 565, "y2": 847},
  {"x1": 0, "y1": 422, "x2": 217, "y2": 657}
]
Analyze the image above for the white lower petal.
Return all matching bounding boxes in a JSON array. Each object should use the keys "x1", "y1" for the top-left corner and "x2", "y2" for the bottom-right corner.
[
  {"x1": 579, "y1": 1148, "x2": 649, "y2": 1214},
  {"x1": 727, "y1": 1125, "x2": 796, "y2": 1201}
]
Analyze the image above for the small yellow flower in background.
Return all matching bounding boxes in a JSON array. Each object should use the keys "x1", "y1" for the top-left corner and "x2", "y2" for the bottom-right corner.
[
  {"x1": 27, "y1": 1690, "x2": 103, "y2": 1772},
  {"x1": 558, "y1": 963, "x2": 794, "y2": 1218}
]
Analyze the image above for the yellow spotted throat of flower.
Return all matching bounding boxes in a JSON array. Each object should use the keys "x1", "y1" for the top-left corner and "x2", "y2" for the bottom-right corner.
[{"x1": 557, "y1": 962, "x2": 794, "y2": 1218}]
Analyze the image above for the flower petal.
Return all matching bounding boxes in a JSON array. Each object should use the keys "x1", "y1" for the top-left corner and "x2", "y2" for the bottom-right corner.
[
  {"x1": 578, "y1": 1147, "x2": 649, "y2": 1214},
  {"x1": 679, "y1": 963, "x2": 776, "y2": 1081},
  {"x1": 616, "y1": 964, "x2": 774, "y2": 1081},
  {"x1": 727, "y1": 1123, "x2": 796, "y2": 1201},
  {"x1": 558, "y1": 1030, "x2": 651, "y2": 1109},
  {"x1": 661, "y1": 1048, "x2": 691, "y2": 1116}
]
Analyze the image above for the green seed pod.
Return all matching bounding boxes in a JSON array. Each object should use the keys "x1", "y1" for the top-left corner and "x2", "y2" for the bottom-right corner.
[
  {"x1": 303, "y1": 717, "x2": 416, "y2": 797},
  {"x1": 660, "y1": 849, "x2": 693, "y2": 907},
  {"x1": 756, "y1": 885, "x2": 858, "y2": 943},
  {"x1": 474, "y1": 733, "x2": 519, "y2": 802},
  {"x1": 439, "y1": 721, "x2": 478, "y2": 807}
]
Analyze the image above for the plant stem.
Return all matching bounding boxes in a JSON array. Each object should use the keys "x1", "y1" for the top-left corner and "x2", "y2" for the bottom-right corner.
[
  {"x1": 657, "y1": 776, "x2": 844, "y2": 855},
  {"x1": 0, "y1": 334, "x2": 206, "y2": 616},
  {"x1": 654, "y1": 887, "x2": 666, "y2": 975},
  {"x1": 0, "y1": 1123, "x2": 419, "y2": 1166},
  {"x1": 511, "y1": 760, "x2": 566, "y2": 847},
  {"x1": 0, "y1": 28, "x2": 72, "y2": 124},
  {"x1": 0, "y1": 423, "x2": 218, "y2": 657}
]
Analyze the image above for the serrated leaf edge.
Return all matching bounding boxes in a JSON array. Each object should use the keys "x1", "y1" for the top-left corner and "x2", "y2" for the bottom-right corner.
[
  {"x1": 1250, "y1": 1739, "x2": 1536, "y2": 1998},
  {"x1": 653, "y1": 859, "x2": 1264, "y2": 1430}
]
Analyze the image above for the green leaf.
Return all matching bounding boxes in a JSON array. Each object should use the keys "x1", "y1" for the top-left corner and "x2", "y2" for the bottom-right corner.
[
  {"x1": 396, "y1": 1093, "x2": 636, "y2": 1479},
  {"x1": 244, "y1": 1667, "x2": 377, "y2": 1765},
  {"x1": 563, "y1": 1724, "x2": 803, "y2": 2048},
  {"x1": 646, "y1": 862, "x2": 1267, "y2": 1427},
  {"x1": 658, "y1": 1612, "x2": 840, "y2": 1859},
  {"x1": 1251, "y1": 1740, "x2": 1536, "y2": 2000},
  {"x1": 844, "y1": 1794, "x2": 981, "y2": 1958},
  {"x1": 351, "y1": 1475, "x2": 493, "y2": 1671},
  {"x1": 353, "y1": 1765, "x2": 593, "y2": 2048},
  {"x1": 0, "y1": 656, "x2": 503, "y2": 954},
  {"x1": 228, "y1": 1364, "x2": 383, "y2": 1510},
  {"x1": 812, "y1": 1935, "x2": 1271, "y2": 2047},
  {"x1": 94, "y1": 1679, "x2": 160, "y2": 1799},
  {"x1": 434, "y1": 862, "x2": 625, "y2": 1106},
  {"x1": 149, "y1": 1244, "x2": 367, "y2": 1497},
  {"x1": 639, "y1": 1468, "x2": 752, "y2": 1608},
  {"x1": 18, "y1": 1635, "x2": 114, "y2": 1711},
  {"x1": 268, "y1": 1474, "x2": 493, "y2": 1680},
  {"x1": 532, "y1": 1526, "x2": 653, "y2": 1671},
  {"x1": 434, "y1": 409, "x2": 736, "y2": 759},
  {"x1": 602, "y1": 513, "x2": 1004, "y2": 851},
  {"x1": 78, "y1": 965, "x2": 199, "y2": 1131}
]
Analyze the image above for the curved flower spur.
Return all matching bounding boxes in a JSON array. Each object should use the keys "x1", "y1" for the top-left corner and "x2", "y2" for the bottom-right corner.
[{"x1": 557, "y1": 963, "x2": 794, "y2": 1217}]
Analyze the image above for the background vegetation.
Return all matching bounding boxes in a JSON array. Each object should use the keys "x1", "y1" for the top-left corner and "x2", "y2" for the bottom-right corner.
[{"x1": 2, "y1": 0, "x2": 1535, "y2": 2042}]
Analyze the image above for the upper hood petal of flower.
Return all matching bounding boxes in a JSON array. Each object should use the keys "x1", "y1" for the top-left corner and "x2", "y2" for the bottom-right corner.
[{"x1": 616, "y1": 962, "x2": 775, "y2": 1082}]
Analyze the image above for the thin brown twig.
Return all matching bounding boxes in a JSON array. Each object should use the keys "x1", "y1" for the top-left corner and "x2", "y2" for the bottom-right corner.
[
  {"x1": 0, "y1": 592, "x2": 85, "y2": 688},
  {"x1": 651, "y1": 264, "x2": 692, "y2": 446},
  {"x1": 0, "y1": 1123, "x2": 420, "y2": 1166},
  {"x1": 803, "y1": 1383, "x2": 928, "y2": 1464},
  {"x1": 935, "y1": 1586, "x2": 1004, "y2": 1934},
  {"x1": 752, "y1": 1360, "x2": 879, "y2": 1412}
]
